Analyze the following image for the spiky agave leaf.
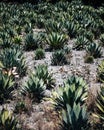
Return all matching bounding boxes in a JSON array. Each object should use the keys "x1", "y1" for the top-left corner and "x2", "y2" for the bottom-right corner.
[
  {"x1": 95, "y1": 86, "x2": 104, "y2": 121},
  {"x1": 62, "y1": 103, "x2": 88, "y2": 130},
  {"x1": 97, "y1": 60, "x2": 104, "y2": 83}
]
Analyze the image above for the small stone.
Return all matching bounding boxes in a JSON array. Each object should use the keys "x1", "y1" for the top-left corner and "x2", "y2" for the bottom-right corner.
[{"x1": 44, "y1": 90, "x2": 51, "y2": 97}]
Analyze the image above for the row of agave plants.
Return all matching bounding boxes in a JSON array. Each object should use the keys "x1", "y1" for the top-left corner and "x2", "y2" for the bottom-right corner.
[
  {"x1": 0, "y1": 1, "x2": 104, "y2": 130},
  {"x1": 0, "y1": 1, "x2": 104, "y2": 64},
  {"x1": 0, "y1": 1, "x2": 104, "y2": 41}
]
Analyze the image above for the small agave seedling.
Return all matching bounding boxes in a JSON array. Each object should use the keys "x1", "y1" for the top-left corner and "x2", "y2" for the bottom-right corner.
[
  {"x1": 14, "y1": 101, "x2": 28, "y2": 114},
  {"x1": 35, "y1": 48, "x2": 45, "y2": 60},
  {"x1": 84, "y1": 55, "x2": 94, "y2": 64},
  {"x1": 51, "y1": 50, "x2": 68, "y2": 66},
  {"x1": 13, "y1": 35, "x2": 22, "y2": 45}
]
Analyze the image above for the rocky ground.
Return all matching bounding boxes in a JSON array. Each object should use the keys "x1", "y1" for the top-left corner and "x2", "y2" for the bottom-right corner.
[
  {"x1": 18, "y1": 38, "x2": 103, "y2": 129},
  {"x1": 24, "y1": 38, "x2": 104, "y2": 91},
  {"x1": 0, "y1": 33, "x2": 104, "y2": 130}
]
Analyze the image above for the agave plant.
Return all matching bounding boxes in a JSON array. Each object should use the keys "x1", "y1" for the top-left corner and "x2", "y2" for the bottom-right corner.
[
  {"x1": 45, "y1": 32, "x2": 68, "y2": 50},
  {"x1": 95, "y1": 86, "x2": 104, "y2": 121},
  {"x1": 6, "y1": 26, "x2": 16, "y2": 38},
  {"x1": 62, "y1": 103, "x2": 88, "y2": 130},
  {"x1": 0, "y1": 47, "x2": 27, "y2": 77},
  {"x1": 63, "y1": 45, "x2": 71, "y2": 54},
  {"x1": 66, "y1": 75, "x2": 88, "y2": 90},
  {"x1": 84, "y1": 55, "x2": 94, "y2": 64},
  {"x1": 36, "y1": 15, "x2": 45, "y2": 29},
  {"x1": 21, "y1": 74, "x2": 46, "y2": 102},
  {"x1": 0, "y1": 108, "x2": 19, "y2": 130},
  {"x1": 45, "y1": 20, "x2": 64, "y2": 34},
  {"x1": 24, "y1": 24, "x2": 33, "y2": 34},
  {"x1": 97, "y1": 60, "x2": 104, "y2": 82},
  {"x1": 0, "y1": 71, "x2": 15, "y2": 104},
  {"x1": 51, "y1": 50, "x2": 68, "y2": 66},
  {"x1": 14, "y1": 101, "x2": 28, "y2": 114},
  {"x1": 73, "y1": 35, "x2": 89, "y2": 50},
  {"x1": 55, "y1": 1, "x2": 69, "y2": 12},
  {"x1": 24, "y1": 32, "x2": 40, "y2": 51},
  {"x1": 86, "y1": 43, "x2": 102, "y2": 58},
  {"x1": 13, "y1": 35, "x2": 22, "y2": 45},
  {"x1": 65, "y1": 21, "x2": 79, "y2": 38},
  {"x1": 16, "y1": 26, "x2": 22, "y2": 35},
  {"x1": 56, "y1": 83, "x2": 88, "y2": 110},
  {"x1": 35, "y1": 64, "x2": 55, "y2": 89},
  {"x1": 0, "y1": 32, "x2": 12, "y2": 48},
  {"x1": 1, "y1": 12, "x2": 9, "y2": 24},
  {"x1": 83, "y1": 30, "x2": 94, "y2": 42},
  {"x1": 35, "y1": 48, "x2": 45, "y2": 60},
  {"x1": 51, "y1": 76, "x2": 88, "y2": 110}
]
